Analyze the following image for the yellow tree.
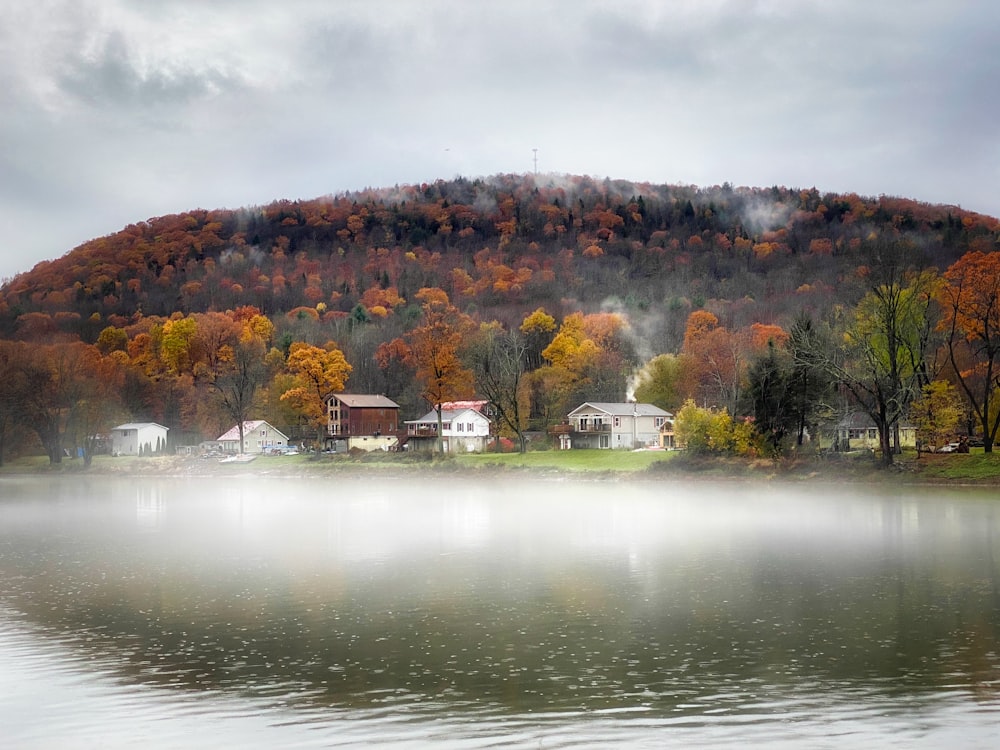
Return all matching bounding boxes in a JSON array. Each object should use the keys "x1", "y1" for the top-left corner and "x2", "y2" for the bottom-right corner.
[
  {"x1": 527, "y1": 312, "x2": 619, "y2": 429},
  {"x1": 280, "y1": 341, "x2": 352, "y2": 447},
  {"x1": 520, "y1": 307, "x2": 557, "y2": 370},
  {"x1": 405, "y1": 287, "x2": 474, "y2": 452},
  {"x1": 159, "y1": 315, "x2": 199, "y2": 375},
  {"x1": 910, "y1": 380, "x2": 964, "y2": 454},
  {"x1": 632, "y1": 353, "x2": 699, "y2": 411},
  {"x1": 542, "y1": 313, "x2": 600, "y2": 372}
]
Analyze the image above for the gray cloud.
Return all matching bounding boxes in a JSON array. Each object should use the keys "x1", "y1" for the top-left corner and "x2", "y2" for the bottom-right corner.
[
  {"x1": 56, "y1": 30, "x2": 245, "y2": 116},
  {"x1": 1, "y1": 0, "x2": 998, "y2": 282}
]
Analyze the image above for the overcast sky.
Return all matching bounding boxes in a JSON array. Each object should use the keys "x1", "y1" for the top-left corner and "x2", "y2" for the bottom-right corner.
[{"x1": 2, "y1": 0, "x2": 998, "y2": 282}]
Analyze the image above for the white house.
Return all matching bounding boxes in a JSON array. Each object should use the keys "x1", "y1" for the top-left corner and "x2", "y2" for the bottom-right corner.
[
  {"x1": 216, "y1": 420, "x2": 289, "y2": 455},
  {"x1": 111, "y1": 422, "x2": 169, "y2": 456},
  {"x1": 405, "y1": 404, "x2": 492, "y2": 452},
  {"x1": 563, "y1": 402, "x2": 671, "y2": 449}
]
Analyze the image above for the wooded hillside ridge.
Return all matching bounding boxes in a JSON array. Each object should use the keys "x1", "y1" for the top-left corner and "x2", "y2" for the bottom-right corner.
[
  {"x1": 4, "y1": 173, "x2": 997, "y2": 346},
  {"x1": 2, "y1": 172, "x2": 999, "y2": 468}
]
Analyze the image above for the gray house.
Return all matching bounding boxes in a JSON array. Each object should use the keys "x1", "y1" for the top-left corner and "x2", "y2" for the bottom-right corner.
[{"x1": 561, "y1": 402, "x2": 671, "y2": 449}]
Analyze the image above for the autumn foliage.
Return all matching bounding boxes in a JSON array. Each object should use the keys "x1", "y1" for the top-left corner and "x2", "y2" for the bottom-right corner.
[{"x1": 1, "y1": 172, "x2": 999, "y2": 461}]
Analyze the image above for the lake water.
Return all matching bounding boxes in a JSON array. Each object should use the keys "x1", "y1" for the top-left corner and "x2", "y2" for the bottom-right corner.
[{"x1": 1, "y1": 475, "x2": 999, "y2": 748}]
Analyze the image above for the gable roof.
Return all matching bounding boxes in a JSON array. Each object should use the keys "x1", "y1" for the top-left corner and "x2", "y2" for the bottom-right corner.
[
  {"x1": 216, "y1": 420, "x2": 288, "y2": 441},
  {"x1": 836, "y1": 411, "x2": 914, "y2": 430},
  {"x1": 567, "y1": 402, "x2": 672, "y2": 418},
  {"x1": 327, "y1": 393, "x2": 400, "y2": 409},
  {"x1": 112, "y1": 422, "x2": 168, "y2": 431},
  {"x1": 406, "y1": 407, "x2": 490, "y2": 425},
  {"x1": 439, "y1": 399, "x2": 489, "y2": 413}
]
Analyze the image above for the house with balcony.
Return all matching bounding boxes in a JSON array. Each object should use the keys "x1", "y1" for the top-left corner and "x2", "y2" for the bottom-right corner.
[
  {"x1": 405, "y1": 402, "x2": 492, "y2": 452},
  {"x1": 325, "y1": 393, "x2": 401, "y2": 451},
  {"x1": 560, "y1": 402, "x2": 671, "y2": 449}
]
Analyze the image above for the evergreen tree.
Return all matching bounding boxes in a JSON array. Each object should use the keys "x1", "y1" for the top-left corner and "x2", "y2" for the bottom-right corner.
[{"x1": 746, "y1": 342, "x2": 794, "y2": 455}]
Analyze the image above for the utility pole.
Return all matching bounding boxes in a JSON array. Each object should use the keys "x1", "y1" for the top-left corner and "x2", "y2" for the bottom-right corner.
[{"x1": 532, "y1": 148, "x2": 538, "y2": 175}]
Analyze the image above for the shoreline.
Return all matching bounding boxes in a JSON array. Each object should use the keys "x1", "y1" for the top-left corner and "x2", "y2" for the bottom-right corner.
[{"x1": 3, "y1": 450, "x2": 1000, "y2": 486}]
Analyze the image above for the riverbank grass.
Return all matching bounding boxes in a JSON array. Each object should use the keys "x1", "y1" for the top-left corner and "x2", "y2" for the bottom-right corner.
[
  {"x1": 455, "y1": 449, "x2": 677, "y2": 473},
  {"x1": 911, "y1": 452, "x2": 1000, "y2": 481},
  {"x1": 4, "y1": 447, "x2": 1000, "y2": 484}
]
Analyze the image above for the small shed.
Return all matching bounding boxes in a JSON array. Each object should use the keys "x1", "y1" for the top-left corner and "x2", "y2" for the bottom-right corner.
[{"x1": 111, "y1": 422, "x2": 169, "y2": 456}]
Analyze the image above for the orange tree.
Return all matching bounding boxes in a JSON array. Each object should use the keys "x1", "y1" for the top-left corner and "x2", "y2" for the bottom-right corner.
[
  {"x1": 208, "y1": 312, "x2": 276, "y2": 453},
  {"x1": 938, "y1": 250, "x2": 1000, "y2": 452},
  {"x1": 404, "y1": 288, "x2": 474, "y2": 452},
  {"x1": 0, "y1": 341, "x2": 41, "y2": 465},
  {"x1": 681, "y1": 310, "x2": 748, "y2": 415}
]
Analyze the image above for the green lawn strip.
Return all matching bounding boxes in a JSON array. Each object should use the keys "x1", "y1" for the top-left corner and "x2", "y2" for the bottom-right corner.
[
  {"x1": 455, "y1": 449, "x2": 676, "y2": 473},
  {"x1": 914, "y1": 452, "x2": 1000, "y2": 481},
  {"x1": 5, "y1": 447, "x2": 1000, "y2": 484}
]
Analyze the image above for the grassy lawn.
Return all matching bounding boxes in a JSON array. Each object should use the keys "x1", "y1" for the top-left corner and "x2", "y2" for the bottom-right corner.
[
  {"x1": 455, "y1": 449, "x2": 678, "y2": 473},
  {"x1": 911, "y1": 451, "x2": 1000, "y2": 482},
  {"x1": 6, "y1": 447, "x2": 1000, "y2": 485}
]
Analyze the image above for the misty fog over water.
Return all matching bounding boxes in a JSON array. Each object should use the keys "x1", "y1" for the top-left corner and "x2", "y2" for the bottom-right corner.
[{"x1": 1, "y1": 476, "x2": 999, "y2": 748}]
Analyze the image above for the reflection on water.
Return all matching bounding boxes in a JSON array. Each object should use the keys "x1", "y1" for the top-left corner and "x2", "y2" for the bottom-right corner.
[{"x1": 1, "y1": 475, "x2": 999, "y2": 748}]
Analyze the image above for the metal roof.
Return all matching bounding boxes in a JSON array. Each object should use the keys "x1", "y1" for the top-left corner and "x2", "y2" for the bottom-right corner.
[
  {"x1": 328, "y1": 394, "x2": 400, "y2": 408},
  {"x1": 567, "y1": 402, "x2": 672, "y2": 418},
  {"x1": 216, "y1": 420, "x2": 288, "y2": 441}
]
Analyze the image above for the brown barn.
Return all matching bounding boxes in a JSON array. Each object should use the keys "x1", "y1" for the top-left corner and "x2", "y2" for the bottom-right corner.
[{"x1": 325, "y1": 394, "x2": 401, "y2": 451}]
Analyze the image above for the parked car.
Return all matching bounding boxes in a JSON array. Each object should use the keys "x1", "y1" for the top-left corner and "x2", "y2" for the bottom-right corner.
[{"x1": 937, "y1": 442, "x2": 960, "y2": 453}]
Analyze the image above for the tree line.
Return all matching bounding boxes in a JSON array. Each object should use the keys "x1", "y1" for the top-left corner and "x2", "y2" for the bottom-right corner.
[
  {"x1": 1, "y1": 174, "x2": 999, "y2": 465},
  {"x1": 2, "y1": 236, "x2": 1000, "y2": 466}
]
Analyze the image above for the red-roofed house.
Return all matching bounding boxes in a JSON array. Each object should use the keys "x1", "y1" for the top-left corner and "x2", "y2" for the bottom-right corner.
[
  {"x1": 216, "y1": 420, "x2": 289, "y2": 455},
  {"x1": 404, "y1": 404, "x2": 492, "y2": 452}
]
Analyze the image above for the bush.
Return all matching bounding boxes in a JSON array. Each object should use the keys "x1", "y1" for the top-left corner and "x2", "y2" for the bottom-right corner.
[{"x1": 675, "y1": 399, "x2": 761, "y2": 457}]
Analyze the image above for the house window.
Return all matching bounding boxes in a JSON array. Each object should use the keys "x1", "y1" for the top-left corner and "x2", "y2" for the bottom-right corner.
[
  {"x1": 580, "y1": 418, "x2": 589, "y2": 431},
  {"x1": 655, "y1": 417, "x2": 665, "y2": 428},
  {"x1": 467, "y1": 422, "x2": 474, "y2": 432},
  {"x1": 457, "y1": 423, "x2": 464, "y2": 432},
  {"x1": 613, "y1": 416, "x2": 621, "y2": 428}
]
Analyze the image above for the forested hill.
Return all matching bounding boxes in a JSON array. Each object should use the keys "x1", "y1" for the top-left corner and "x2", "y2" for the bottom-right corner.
[{"x1": 2, "y1": 173, "x2": 998, "y2": 352}]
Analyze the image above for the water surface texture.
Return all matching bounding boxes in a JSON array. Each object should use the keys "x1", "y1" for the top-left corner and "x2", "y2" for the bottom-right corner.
[{"x1": 1, "y1": 476, "x2": 998, "y2": 748}]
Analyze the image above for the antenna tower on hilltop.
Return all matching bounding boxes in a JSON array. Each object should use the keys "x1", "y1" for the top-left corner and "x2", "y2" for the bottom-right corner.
[{"x1": 532, "y1": 148, "x2": 538, "y2": 175}]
